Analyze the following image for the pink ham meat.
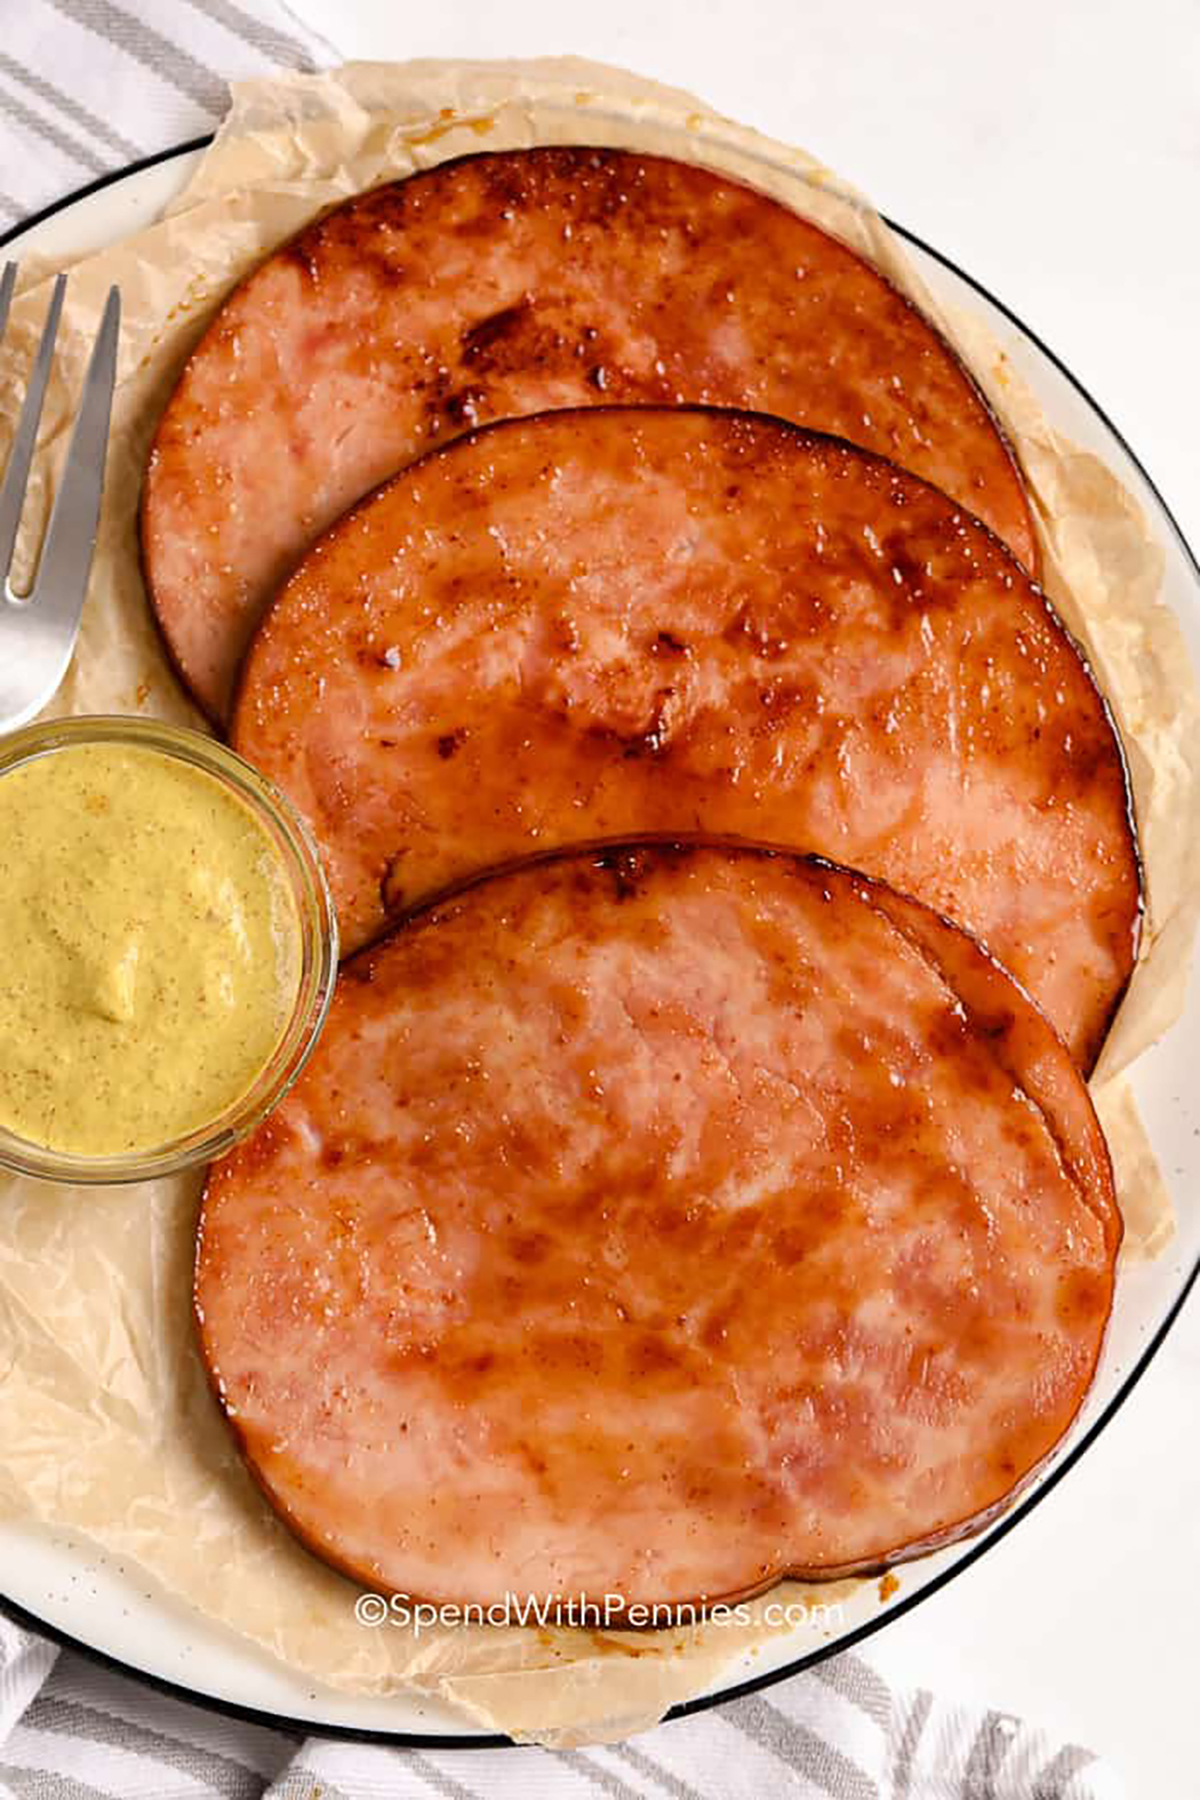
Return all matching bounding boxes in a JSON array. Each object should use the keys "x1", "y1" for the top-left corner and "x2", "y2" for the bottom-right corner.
[
  {"x1": 195, "y1": 842, "x2": 1120, "y2": 1611},
  {"x1": 142, "y1": 146, "x2": 1036, "y2": 721},
  {"x1": 232, "y1": 408, "x2": 1138, "y2": 1069}
]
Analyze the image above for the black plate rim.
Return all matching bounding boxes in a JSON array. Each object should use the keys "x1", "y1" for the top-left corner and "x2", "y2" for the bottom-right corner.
[{"x1": 0, "y1": 134, "x2": 1197, "y2": 1752}]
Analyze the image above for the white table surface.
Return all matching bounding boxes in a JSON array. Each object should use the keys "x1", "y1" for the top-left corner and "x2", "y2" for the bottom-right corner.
[{"x1": 289, "y1": 1, "x2": 1200, "y2": 1790}]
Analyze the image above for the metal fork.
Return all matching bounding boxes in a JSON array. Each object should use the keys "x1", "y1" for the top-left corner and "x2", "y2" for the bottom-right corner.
[{"x1": 0, "y1": 263, "x2": 120, "y2": 733}]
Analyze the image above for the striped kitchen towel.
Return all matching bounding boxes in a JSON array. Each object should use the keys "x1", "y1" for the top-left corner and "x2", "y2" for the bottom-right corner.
[
  {"x1": 0, "y1": 3, "x2": 1128, "y2": 1796},
  {"x1": 0, "y1": 0, "x2": 335, "y2": 234},
  {"x1": 0, "y1": 1612, "x2": 1122, "y2": 1798}
]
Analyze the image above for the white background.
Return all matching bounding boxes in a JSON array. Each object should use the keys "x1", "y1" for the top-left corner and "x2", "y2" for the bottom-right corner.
[{"x1": 281, "y1": 2, "x2": 1200, "y2": 1793}]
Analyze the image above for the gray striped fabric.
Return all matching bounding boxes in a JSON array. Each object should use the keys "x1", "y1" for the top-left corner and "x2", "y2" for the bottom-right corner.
[
  {"x1": 0, "y1": 1612, "x2": 1125, "y2": 1797},
  {"x1": 0, "y1": 5, "x2": 1130, "y2": 1795},
  {"x1": 0, "y1": 0, "x2": 335, "y2": 232}
]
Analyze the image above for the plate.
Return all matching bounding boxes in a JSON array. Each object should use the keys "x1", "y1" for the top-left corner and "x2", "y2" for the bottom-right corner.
[{"x1": 1, "y1": 140, "x2": 1198, "y2": 1748}]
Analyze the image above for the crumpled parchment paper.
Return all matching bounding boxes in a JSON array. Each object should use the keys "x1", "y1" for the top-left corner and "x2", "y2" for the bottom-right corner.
[{"x1": 0, "y1": 57, "x2": 1196, "y2": 1745}]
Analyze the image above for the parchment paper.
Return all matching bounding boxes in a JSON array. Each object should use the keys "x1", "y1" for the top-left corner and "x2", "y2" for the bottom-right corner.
[{"x1": 0, "y1": 58, "x2": 1196, "y2": 1745}]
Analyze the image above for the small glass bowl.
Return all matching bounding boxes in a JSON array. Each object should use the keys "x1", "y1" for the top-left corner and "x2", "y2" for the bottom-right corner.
[{"x1": 0, "y1": 715, "x2": 338, "y2": 1185}]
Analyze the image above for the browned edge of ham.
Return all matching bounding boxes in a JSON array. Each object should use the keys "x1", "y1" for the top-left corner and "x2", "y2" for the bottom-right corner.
[
  {"x1": 195, "y1": 839, "x2": 1121, "y2": 1618},
  {"x1": 141, "y1": 144, "x2": 1037, "y2": 723},
  {"x1": 229, "y1": 405, "x2": 1139, "y2": 1070}
]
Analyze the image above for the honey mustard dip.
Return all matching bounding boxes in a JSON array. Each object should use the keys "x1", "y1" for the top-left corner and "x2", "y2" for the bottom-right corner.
[{"x1": 0, "y1": 739, "x2": 304, "y2": 1157}]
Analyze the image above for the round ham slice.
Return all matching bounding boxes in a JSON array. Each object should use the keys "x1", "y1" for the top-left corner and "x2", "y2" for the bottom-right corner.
[
  {"x1": 195, "y1": 842, "x2": 1120, "y2": 1611},
  {"x1": 142, "y1": 145, "x2": 1036, "y2": 721},
  {"x1": 232, "y1": 407, "x2": 1138, "y2": 1069}
]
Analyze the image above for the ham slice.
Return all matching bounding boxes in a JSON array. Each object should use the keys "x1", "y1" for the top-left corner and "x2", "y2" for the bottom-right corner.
[
  {"x1": 195, "y1": 842, "x2": 1120, "y2": 1610},
  {"x1": 142, "y1": 146, "x2": 1036, "y2": 721},
  {"x1": 232, "y1": 408, "x2": 1138, "y2": 1068}
]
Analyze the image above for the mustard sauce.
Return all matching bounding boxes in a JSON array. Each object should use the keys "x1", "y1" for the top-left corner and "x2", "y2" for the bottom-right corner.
[{"x1": 0, "y1": 742, "x2": 303, "y2": 1156}]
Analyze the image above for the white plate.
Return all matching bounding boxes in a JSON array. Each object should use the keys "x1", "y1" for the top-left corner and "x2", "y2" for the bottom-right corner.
[{"x1": 1, "y1": 142, "x2": 1198, "y2": 1747}]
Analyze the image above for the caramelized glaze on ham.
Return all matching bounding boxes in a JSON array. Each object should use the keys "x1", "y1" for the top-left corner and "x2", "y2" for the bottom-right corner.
[
  {"x1": 143, "y1": 147, "x2": 1035, "y2": 720},
  {"x1": 232, "y1": 408, "x2": 1138, "y2": 1067}
]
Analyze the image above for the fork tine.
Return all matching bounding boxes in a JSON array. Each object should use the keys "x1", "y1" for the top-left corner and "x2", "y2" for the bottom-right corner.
[
  {"x1": 0, "y1": 271, "x2": 66, "y2": 597},
  {"x1": 31, "y1": 285, "x2": 120, "y2": 625},
  {"x1": 0, "y1": 262, "x2": 17, "y2": 344}
]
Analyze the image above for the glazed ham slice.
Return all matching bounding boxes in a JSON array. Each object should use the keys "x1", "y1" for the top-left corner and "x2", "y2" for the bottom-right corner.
[
  {"x1": 142, "y1": 146, "x2": 1036, "y2": 721},
  {"x1": 195, "y1": 843, "x2": 1120, "y2": 1611},
  {"x1": 232, "y1": 408, "x2": 1138, "y2": 1068}
]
